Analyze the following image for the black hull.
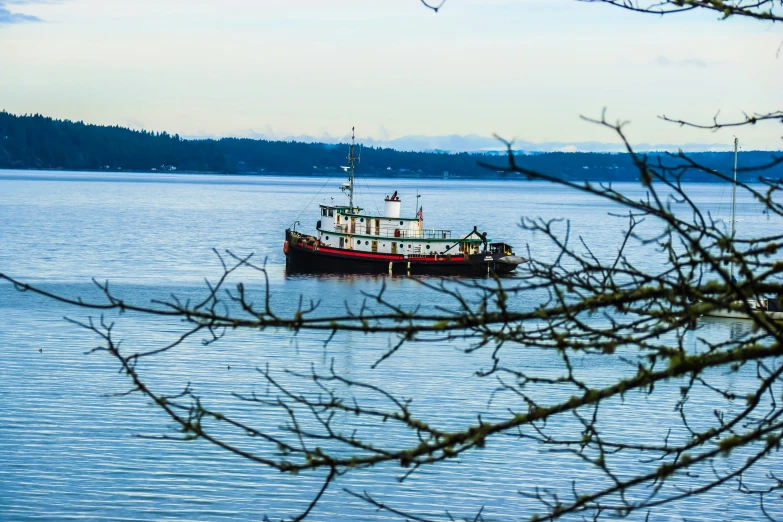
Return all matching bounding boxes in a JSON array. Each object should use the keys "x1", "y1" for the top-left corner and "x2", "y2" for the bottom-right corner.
[{"x1": 285, "y1": 232, "x2": 517, "y2": 277}]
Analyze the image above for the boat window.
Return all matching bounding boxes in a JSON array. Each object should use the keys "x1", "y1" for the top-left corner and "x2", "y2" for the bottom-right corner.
[
  {"x1": 360, "y1": 218, "x2": 364, "y2": 222},
  {"x1": 426, "y1": 245, "x2": 430, "y2": 249},
  {"x1": 399, "y1": 221, "x2": 404, "y2": 225},
  {"x1": 325, "y1": 236, "x2": 329, "y2": 240},
  {"x1": 328, "y1": 209, "x2": 334, "y2": 217},
  {"x1": 365, "y1": 241, "x2": 369, "y2": 245},
  {"x1": 321, "y1": 208, "x2": 327, "y2": 216}
]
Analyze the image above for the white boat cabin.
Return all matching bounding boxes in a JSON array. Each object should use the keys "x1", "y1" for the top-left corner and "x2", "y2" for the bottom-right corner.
[{"x1": 316, "y1": 193, "x2": 486, "y2": 256}]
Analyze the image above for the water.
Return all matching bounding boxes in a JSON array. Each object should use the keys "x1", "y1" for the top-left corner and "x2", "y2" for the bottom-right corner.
[{"x1": 0, "y1": 170, "x2": 781, "y2": 521}]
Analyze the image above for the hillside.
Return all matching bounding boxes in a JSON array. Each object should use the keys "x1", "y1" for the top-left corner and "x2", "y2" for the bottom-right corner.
[{"x1": 1, "y1": 111, "x2": 780, "y2": 182}]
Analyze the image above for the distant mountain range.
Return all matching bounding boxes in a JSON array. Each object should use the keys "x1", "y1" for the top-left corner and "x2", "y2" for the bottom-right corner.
[
  {"x1": 187, "y1": 131, "x2": 735, "y2": 154},
  {"x1": 3, "y1": 111, "x2": 781, "y2": 182}
]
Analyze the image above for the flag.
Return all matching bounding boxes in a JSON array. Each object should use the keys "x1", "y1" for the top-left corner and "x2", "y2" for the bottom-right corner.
[{"x1": 417, "y1": 206, "x2": 423, "y2": 221}]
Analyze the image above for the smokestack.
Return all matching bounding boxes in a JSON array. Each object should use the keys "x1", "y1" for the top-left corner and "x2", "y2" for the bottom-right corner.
[{"x1": 384, "y1": 192, "x2": 401, "y2": 218}]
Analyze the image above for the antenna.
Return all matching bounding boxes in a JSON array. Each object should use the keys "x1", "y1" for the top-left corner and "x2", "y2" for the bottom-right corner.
[{"x1": 346, "y1": 127, "x2": 360, "y2": 211}]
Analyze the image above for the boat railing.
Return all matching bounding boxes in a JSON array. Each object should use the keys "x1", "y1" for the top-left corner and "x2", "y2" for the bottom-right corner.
[
  {"x1": 331, "y1": 225, "x2": 452, "y2": 239},
  {"x1": 382, "y1": 229, "x2": 453, "y2": 239}
]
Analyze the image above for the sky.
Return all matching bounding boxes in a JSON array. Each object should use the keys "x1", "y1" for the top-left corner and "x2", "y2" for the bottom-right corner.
[{"x1": 0, "y1": 0, "x2": 781, "y2": 151}]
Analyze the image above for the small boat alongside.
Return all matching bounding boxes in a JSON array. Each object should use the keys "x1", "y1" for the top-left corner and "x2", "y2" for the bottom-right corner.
[
  {"x1": 704, "y1": 298, "x2": 783, "y2": 321},
  {"x1": 284, "y1": 129, "x2": 525, "y2": 276}
]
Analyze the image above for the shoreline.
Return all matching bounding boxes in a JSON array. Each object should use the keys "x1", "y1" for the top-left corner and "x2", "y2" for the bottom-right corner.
[{"x1": 0, "y1": 167, "x2": 765, "y2": 184}]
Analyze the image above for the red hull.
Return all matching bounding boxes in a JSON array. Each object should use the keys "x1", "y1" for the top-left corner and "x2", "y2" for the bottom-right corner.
[{"x1": 284, "y1": 230, "x2": 518, "y2": 276}]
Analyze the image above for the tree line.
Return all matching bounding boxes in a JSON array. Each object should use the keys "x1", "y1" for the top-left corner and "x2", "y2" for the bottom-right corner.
[{"x1": 2, "y1": 110, "x2": 780, "y2": 181}]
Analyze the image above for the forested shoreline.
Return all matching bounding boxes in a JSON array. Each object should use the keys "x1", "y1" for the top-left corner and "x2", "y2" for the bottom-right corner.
[{"x1": 2, "y1": 111, "x2": 780, "y2": 182}]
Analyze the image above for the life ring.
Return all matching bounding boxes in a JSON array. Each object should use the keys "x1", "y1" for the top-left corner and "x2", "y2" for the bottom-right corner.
[{"x1": 283, "y1": 240, "x2": 289, "y2": 254}]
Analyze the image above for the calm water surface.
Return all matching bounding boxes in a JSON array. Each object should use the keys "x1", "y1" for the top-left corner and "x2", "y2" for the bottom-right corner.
[{"x1": 0, "y1": 170, "x2": 780, "y2": 521}]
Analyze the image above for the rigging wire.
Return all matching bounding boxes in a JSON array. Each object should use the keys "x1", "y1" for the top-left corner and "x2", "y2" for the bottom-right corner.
[
  {"x1": 292, "y1": 175, "x2": 334, "y2": 228},
  {"x1": 356, "y1": 182, "x2": 367, "y2": 214},
  {"x1": 716, "y1": 180, "x2": 727, "y2": 230},
  {"x1": 361, "y1": 175, "x2": 382, "y2": 215}
]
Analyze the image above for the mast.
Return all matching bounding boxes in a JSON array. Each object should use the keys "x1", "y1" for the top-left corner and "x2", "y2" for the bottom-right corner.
[
  {"x1": 347, "y1": 126, "x2": 360, "y2": 211},
  {"x1": 731, "y1": 137, "x2": 738, "y2": 280}
]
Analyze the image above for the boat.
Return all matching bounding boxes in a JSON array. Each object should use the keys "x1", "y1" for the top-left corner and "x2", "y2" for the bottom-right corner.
[
  {"x1": 284, "y1": 128, "x2": 526, "y2": 276},
  {"x1": 703, "y1": 138, "x2": 783, "y2": 320},
  {"x1": 703, "y1": 299, "x2": 783, "y2": 320}
]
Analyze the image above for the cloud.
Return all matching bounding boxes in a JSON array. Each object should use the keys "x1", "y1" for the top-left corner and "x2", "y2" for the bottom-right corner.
[
  {"x1": 0, "y1": 8, "x2": 41, "y2": 24},
  {"x1": 680, "y1": 58, "x2": 707, "y2": 68},
  {"x1": 654, "y1": 56, "x2": 708, "y2": 68},
  {"x1": 0, "y1": 0, "x2": 50, "y2": 25}
]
